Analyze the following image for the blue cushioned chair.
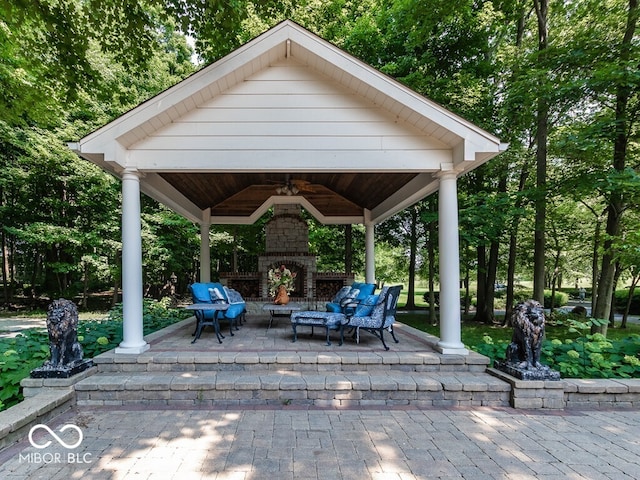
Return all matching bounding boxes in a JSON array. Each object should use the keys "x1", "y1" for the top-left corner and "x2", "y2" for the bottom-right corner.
[
  {"x1": 325, "y1": 282, "x2": 376, "y2": 313},
  {"x1": 342, "y1": 285, "x2": 402, "y2": 350},
  {"x1": 189, "y1": 282, "x2": 246, "y2": 339}
]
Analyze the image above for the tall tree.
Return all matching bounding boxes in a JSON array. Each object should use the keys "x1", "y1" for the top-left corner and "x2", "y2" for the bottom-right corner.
[
  {"x1": 377, "y1": 205, "x2": 426, "y2": 306},
  {"x1": 592, "y1": 0, "x2": 639, "y2": 334},
  {"x1": 532, "y1": 0, "x2": 549, "y2": 304}
]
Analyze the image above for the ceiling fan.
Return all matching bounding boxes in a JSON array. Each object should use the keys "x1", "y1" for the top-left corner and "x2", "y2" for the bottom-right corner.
[{"x1": 269, "y1": 176, "x2": 317, "y2": 195}]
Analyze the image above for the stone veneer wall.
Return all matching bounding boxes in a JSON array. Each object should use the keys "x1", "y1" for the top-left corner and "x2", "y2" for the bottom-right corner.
[
  {"x1": 223, "y1": 204, "x2": 353, "y2": 299},
  {"x1": 264, "y1": 204, "x2": 309, "y2": 253},
  {"x1": 260, "y1": 204, "x2": 314, "y2": 298}
]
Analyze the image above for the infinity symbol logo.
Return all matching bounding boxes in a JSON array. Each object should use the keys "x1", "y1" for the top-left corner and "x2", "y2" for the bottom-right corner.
[{"x1": 28, "y1": 424, "x2": 83, "y2": 449}]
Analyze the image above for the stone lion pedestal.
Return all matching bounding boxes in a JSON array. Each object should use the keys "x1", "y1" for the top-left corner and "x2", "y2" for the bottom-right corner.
[
  {"x1": 494, "y1": 299, "x2": 561, "y2": 381},
  {"x1": 30, "y1": 299, "x2": 93, "y2": 379}
]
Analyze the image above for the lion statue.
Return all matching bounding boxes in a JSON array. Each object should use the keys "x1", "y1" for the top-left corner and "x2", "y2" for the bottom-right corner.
[
  {"x1": 44, "y1": 299, "x2": 84, "y2": 368},
  {"x1": 506, "y1": 299, "x2": 545, "y2": 370}
]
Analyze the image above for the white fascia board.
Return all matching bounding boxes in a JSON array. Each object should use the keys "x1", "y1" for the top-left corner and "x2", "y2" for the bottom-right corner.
[
  {"x1": 369, "y1": 173, "x2": 439, "y2": 224},
  {"x1": 128, "y1": 149, "x2": 450, "y2": 172},
  {"x1": 210, "y1": 195, "x2": 363, "y2": 225}
]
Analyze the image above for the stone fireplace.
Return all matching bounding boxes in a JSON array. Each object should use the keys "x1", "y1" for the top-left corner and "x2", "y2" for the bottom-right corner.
[
  {"x1": 258, "y1": 204, "x2": 316, "y2": 299},
  {"x1": 220, "y1": 204, "x2": 353, "y2": 303}
]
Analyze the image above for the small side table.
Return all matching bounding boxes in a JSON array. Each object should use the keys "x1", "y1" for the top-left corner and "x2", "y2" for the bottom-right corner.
[
  {"x1": 185, "y1": 303, "x2": 230, "y2": 344},
  {"x1": 262, "y1": 303, "x2": 303, "y2": 329}
]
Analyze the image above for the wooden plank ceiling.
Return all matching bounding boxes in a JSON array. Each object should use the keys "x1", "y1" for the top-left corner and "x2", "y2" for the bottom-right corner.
[{"x1": 159, "y1": 172, "x2": 419, "y2": 218}]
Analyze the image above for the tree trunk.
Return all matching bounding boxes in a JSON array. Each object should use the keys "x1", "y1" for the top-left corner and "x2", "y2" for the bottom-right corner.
[
  {"x1": 405, "y1": 206, "x2": 418, "y2": 309},
  {"x1": 549, "y1": 229, "x2": 562, "y2": 313},
  {"x1": 592, "y1": 0, "x2": 637, "y2": 336},
  {"x1": 475, "y1": 244, "x2": 495, "y2": 323},
  {"x1": 345, "y1": 224, "x2": 353, "y2": 274},
  {"x1": 505, "y1": 163, "x2": 532, "y2": 325},
  {"x1": 232, "y1": 228, "x2": 238, "y2": 273},
  {"x1": 550, "y1": 265, "x2": 559, "y2": 313},
  {"x1": 427, "y1": 199, "x2": 437, "y2": 325},
  {"x1": 2, "y1": 231, "x2": 9, "y2": 305},
  {"x1": 82, "y1": 261, "x2": 89, "y2": 310},
  {"x1": 475, "y1": 244, "x2": 486, "y2": 317},
  {"x1": 533, "y1": 0, "x2": 549, "y2": 304},
  {"x1": 112, "y1": 251, "x2": 121, "y2": 307},
  {"x1": 621, "y1": 274, "x2": 639, "y2": 328},
  {"x1": 504, "y1": 2, "x2": 530, "y2": 323},
  {"x1": 591, "y1": 220, "x2": 600, "y2": 313},
  {"x1": 578, "y1": 203, "x2": 604, "y2": 314},
  {"x1": 608, "y1": 263, "x2": 623, "y2": 328},
  {"x1": 504, "y1": 232, "x2": 518, "y2": 327},
  {"x1": 463, "y1": 265, "x2": 470, "y2": 316},
  {"x1": 484, "y1": 240, "x2": 499, "y2": 323}
]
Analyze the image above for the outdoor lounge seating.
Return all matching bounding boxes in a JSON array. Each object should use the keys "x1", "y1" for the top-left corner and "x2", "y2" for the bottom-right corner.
[
  {"x1": 291, "y1": 285, "x2": 402, "y2": 350},
  {"x1": 342, "y1": 285, "x2": 402, "y2": 350},
  {"x1": 325, "y1": 282, "x2": 376, "y2": 313},
  {"x1": 189, "y1": 282, "x2": 246, "y2": 341}
]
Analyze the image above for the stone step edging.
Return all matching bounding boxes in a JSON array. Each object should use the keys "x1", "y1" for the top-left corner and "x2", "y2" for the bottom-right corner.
[{"x1": 72, "y1": 371, "x2": 511, "y2": 408}]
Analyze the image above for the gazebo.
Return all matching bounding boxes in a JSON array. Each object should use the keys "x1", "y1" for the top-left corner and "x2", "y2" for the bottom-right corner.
[{"x1": 70, "y1": 20, "x2": 506, "y2": 356}]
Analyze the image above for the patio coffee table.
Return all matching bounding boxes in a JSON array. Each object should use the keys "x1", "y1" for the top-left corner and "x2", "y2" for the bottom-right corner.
[
  {"x1": 185, "y1": 303, "x2": 230, "y2": 344},
  {"x1": 262, "y1": 303, "x2": 303, "y2": 329}
]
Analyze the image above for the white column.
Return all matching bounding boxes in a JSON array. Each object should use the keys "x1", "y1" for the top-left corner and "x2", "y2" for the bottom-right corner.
[
  {"x1": 115, "y1": 168, "x2": 149, "y2": 354},
  {"x1": 364, "y1": 211, "x2": 375, "y2": 283},
  {"x1": 200, "y1": 209, "x2": 211, "y2": 283},
  {"x1": 437, "y1": 169, "x2": 468, "y2": 355}
]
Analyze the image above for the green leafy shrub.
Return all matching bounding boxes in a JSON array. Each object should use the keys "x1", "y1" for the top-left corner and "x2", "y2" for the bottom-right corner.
[
  {"x1": 79, "y1": 297, "x2": 191, "y2": 357},
  {"x1": 614, "y1": 288, "x2": 640, "y2": 315},
  {"x1": 507, "y1": 288, "x2": 569, "y2": 308},
  {"x1": 541, "y1": 334, "x2": 640, "y2": 378},
  {"x1": 0, "y1": 298, "x2": 190, "y2": 411},
  {"x1": 473, "y1": 314, "x2": 640, "y2": 379},
  {"x1": 0, "y1": 330, "x2": 50, "y2": 409},
  {"x1": 542, "y1": 314, "x2": 640, "y2": 378},
  {"x1": 468, "y1": 334, "x2": 509, "y2": 362},
  {"x1": 544, "y1": 290, "x2": 569, "y2": 309}
]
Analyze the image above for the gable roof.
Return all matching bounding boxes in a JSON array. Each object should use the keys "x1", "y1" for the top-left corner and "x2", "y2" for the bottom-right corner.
[{"x1": 71, "y1": 20, "x2": 506, "y2": 224}]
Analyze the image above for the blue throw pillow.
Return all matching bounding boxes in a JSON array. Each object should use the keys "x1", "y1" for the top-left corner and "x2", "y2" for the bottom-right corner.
[
  {"x1": 356, "y1": 283, "x2": 376, "y2": 301},
  {"x1": 190, "y1": 282, "x2": 216, "y2": 303},
  {"x1": 353, "y1": 294, "x2": 378, "y2": 317}
]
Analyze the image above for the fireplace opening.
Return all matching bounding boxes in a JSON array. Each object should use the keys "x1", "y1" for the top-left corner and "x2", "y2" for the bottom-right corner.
[{"x1": 268, "y1": 262, "x2": 304, "y2": 298}]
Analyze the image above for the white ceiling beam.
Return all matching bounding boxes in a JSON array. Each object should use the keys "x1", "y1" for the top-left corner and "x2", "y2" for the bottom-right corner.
[
  {"x1": 140, "y1": 174, "x2": 203, "y2": 223},
  {"x1": 210, "y1": 195, "x2": 363, "y2": 225},
  {"x1": 369, "y1": 173, "x2": 440, "y2": 224}
]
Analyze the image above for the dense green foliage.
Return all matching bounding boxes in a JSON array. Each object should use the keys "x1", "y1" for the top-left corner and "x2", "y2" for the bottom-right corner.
[
  {"x1": 0, "y1": 1, "x2": 638, "y2": 328},
  {"x1": 401, "y1": 311, "x2": 640, "y2": 379},
  {"x1": 472, "y1": 314, "x2": 640, "y2": 379},
  {"x1": 0, "y1": 298, "x2": 190, "y2": 410}
]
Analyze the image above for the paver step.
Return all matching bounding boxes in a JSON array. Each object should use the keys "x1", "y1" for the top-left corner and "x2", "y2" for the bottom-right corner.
[
  {"x1": 74, "y1": 371, "x2": 511, "y2": 408},
  {"x1": 92, "y1": 349, "x2": 491, "y2": 374}
]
